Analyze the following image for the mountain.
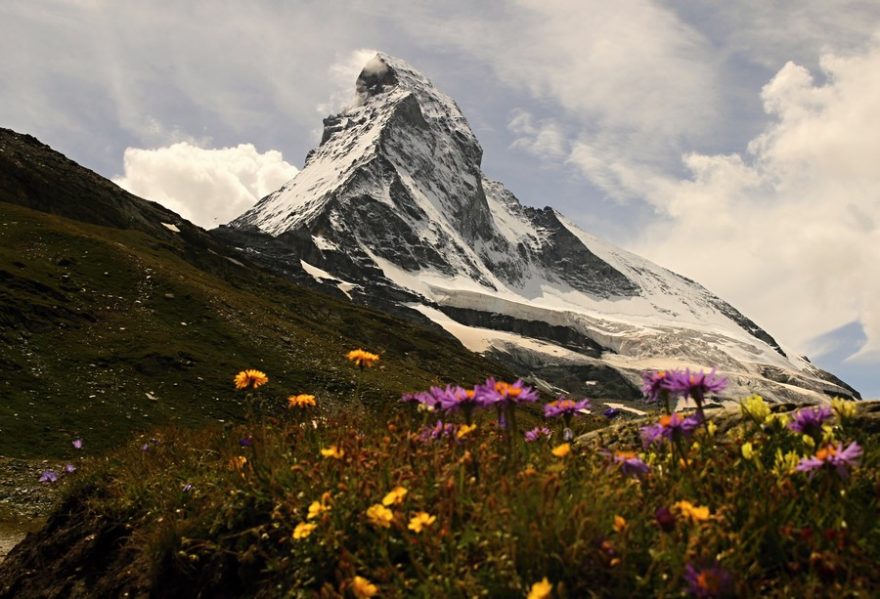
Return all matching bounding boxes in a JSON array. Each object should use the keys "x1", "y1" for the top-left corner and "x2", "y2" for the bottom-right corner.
[
  {"x1": 0, "y1": 127, "x2": 512, "y2": 458},
  {"x1": 222, "y1": 53, "x2": 859, "y2": 403}
]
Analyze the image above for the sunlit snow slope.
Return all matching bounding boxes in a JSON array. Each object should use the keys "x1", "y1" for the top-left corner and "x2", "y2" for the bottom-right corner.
[{"x1": 228, "y1": 53, "x2": 858, "y2": 403}]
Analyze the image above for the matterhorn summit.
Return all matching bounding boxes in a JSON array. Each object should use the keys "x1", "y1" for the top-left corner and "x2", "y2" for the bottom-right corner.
[{"x1": 225, "y1": 53, "x2": 857, "y2": 403}]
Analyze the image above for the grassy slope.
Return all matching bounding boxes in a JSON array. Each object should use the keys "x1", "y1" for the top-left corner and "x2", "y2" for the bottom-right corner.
[{"x1": 0, "y1": 200, "x2": 510, "y2": 458}]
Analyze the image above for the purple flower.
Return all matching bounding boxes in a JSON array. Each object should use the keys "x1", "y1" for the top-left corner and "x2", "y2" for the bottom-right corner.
[
  {"x1": 655, "y1": 506, "x2": 676, "y2": 532},
  {"x1": 684, "y1": 562, "x2": 733, "y2": 598},
  {"x1": 474, "y1": 378, "x2": 539, "y2": 407},
  {"x1": 642, "y1": 370, "x2": 675, "y2": 403},
  {"x1": 666, "y1": 369, "x2": 727, "y2": 404},
  {"x1": 72, "y1": 438, "x2": 83, "y2": 450},
  {"x1": 39, "y1": 469, "x2": 58, "y2": 484},
  {"x1": 182, "y1": 483, "x2": 194, "y2": 493},
  {"x1": 796, "y1": 441, "x2": 862, "y2": 479},
  {"x1": 543, "y1": 397, "x2": 591, "y2": 418},
  {"x1": 788, "y1": 405, "x2": 834, "y2": 436},
  {"x1": 612, "y1": 451, "x2": 650, "y2": 478},
  {"x1": 640, "y1": 413, "x2": 702, "y2": 448},
  {"x1": 523, "y1": 426, "x2": 552, "y2": 442},
  {"x1": 141, "y1": 443, "x2": 151, "y2": 452},
  {"x1": 63, "y1": 463, "x2": 77, "y2": 474},
  {"x1": 433, "y1": 385, "x2": 480, "y2": 412},
  {"x1": 603, "y1": 407, "x2": 621, "y2": 419},
  {"x1": 417, "y1": 420, "x2": 457, "y2": 442},
  {"x1": 239, "y1": 436, "x2": 254, "y2": 447},
  {"x1": 400, "y1": 390, "x2": 439, "y2": 410}
]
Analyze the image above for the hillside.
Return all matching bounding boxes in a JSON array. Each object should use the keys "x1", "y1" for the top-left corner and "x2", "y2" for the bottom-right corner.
[{"x1": 0, "y1": 128, "x2": 511, "y2": 459}]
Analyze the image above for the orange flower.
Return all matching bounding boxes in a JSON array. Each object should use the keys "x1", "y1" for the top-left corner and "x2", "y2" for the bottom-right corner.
[
  {"x1": 527, "y1": 577, "x2": 552, "y2": 599},
  {"x1": 346, "y1": 349, "x2": 380, "y2": 368},
  {"x1": 407, "y1": 511, "x2": 436, "y2": 533},
  {"x1": 229, "y1": 455, "x2": 247, "y2": 471},
  {"x1": 382, "y1": 486, "x2": 408, "y2": 506},
  {"x1": 613, "y1": 515, "x2": 627, "y2": 533},
  {"x1": 551, "y1": 443, "x2": 571, "y2": 458},
  {"x1": 673, "y1": 500, "x2": 711, "y2": 523},
  {"x1": 234, "y1": 369, "x2": 268, "y2": 390},
  {"x1": 287, "y1": 394, "x2": 316, "y2": 408},
  {"x1": 292, "y1": 522, "x2": 316, "y2": 540},
  {"x1": 366, "y1": 504, "x2": 394, "y2": 528}
]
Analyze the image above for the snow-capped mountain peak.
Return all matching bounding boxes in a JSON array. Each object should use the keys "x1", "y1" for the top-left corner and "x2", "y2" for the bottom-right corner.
[{"x1": 225, "y1": 53, "x2": 859, "y2": 403}]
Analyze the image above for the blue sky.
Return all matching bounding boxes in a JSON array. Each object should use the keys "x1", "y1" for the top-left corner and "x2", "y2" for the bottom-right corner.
[{"x1": 1, "y1": 1, "x2": 878, "y2": 397}]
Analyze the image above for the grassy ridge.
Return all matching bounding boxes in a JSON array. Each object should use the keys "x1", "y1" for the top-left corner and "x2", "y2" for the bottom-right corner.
[{"x1": 0, "y1": 201, "x2": 510, "y2": 458}]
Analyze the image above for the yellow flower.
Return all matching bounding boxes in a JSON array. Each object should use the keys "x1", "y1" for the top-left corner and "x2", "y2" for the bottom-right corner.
[
  {"x1": 292, "y1": 521, "x2": 316, "y2": 540},
  {"x1": 287, "y1": 394, "x2": 316, "y2": 408},
  {"x1": 346, "y1": 349, "x2": 380, "y2": 368},
  {"x1": 673, "y1": 500, "x2": 710, "y2": 523},
  {"x1": 229, "y1": 455, "x2": 247, "y2": 471},
  {"x1": 706, "y1": 421, "x2": 717, "y2": 436},
  {"x1": 407, "y1": 511, "x2": 436, "y2": 533},
  {"x1": 613, "y1": 515, "x2": 627, "y2": 533},
  {"x1": 831, "y1": 397, "x2": 857, "y2": 420},
  {"x1": 320, "y1": 445, "x2": 345, "y2": 459},
  {"x1": 741, "y1": 442, "x2": 755, "y2": 460},
  {"x1": 802, "y1": 435, "x2": 816, "y2": 449},
  {"x1": 351, "y1": 575, "x2": 379, "y2": 598},
  {"x1": 456, "y1": 423, "x2": 477, "y2": 439},
  {"x1": 382, "y1": 486, "x2": 408, "y2": 506},
  {"x1": 764, "y1": 412, "x2": 789, "y2": 429},
  {"x1": 366, "y1": 503, "x2": 394, "y2": 528},
  {"x1": 527, "y1": 577, "x2": 553, "y2": 599},
  {"x1": 233, "y1": 369, "x2": 268, "y2": 390},
  {"x1": 741, "y1": 394, "x2": 770, "y2": 421},
  {"x1": 551, "y1": 443, "x2": 571, "y2": 458},
  {"x1": 307, "y1": 500, "x2": 330, "y2": 520},
  {"x1": 772, "y1": 449, "x2": 801, "y2": 476}
]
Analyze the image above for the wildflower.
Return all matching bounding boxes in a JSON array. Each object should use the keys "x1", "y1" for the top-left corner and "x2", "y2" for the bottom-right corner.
[
  {"x1": 434, "y1": 385, "x2": 480, "y2": 412},
  {"x1": 293, "y1": 521, "x2": 316, "y2": 540},
  {"x1": 655, "y1": 506, "x2": 676, "y2": 532},
  {"x1": 772, "y1": 449, "x2": 801, "y2": 476},
  {"x1": 63, "y1": 463, "x2": 77, "y2": 474},
  {"x1": 417, "y1": 420, "x2": 457, "y2": 442},
  {"x1": 182, "y1": 483, "x2": 193, "y2": 493},
  {"x1": 612, "y1": 451, "x2": 650, "y2": 478},
  {"x1": 551, "y1": 443, "x2": 571, "y2": 458},
  {"x1": 474, "y1": 377, "x2": 539, "y2": 406},
  {"x1": 831, "y1": 397, "x2": 857, "y2": 421},
  {"x1": 788, "y1": 405, "x2": 833, "y2": 437},
  {"x1": 456, "y1": 423, "x2": 477, "y2": 439},
  {"x1": 72, "y1": 438, "x2": 83, "y2": 450},
  {"x1": 346, "y1": 349, "x2": 380, "y2": 368},
  {"x1": 796, "y1": 441, "x2": 862, "y2": 479},
  {"x1": 239, "y1": 435, "x2": 254, "y2": 447},
  {"x1": 603, "y1": 407, "x2": 621, "y2": 419},
  {"x1": 229, "y1": 456, "x2": 247, "y2": 471},
  {"x1": 740, "y1": 394, "x2": 770, "y2": 422},
  {"x1": 382, "y1": 486, "x2": 407, "y2": 506},
  {"x1": 234, "y1": 369, "x2": 269, "y2": 390},
  {"x1": 524, "y1": 426, "x2": 552, "y2": 442},
  {"x1": 527, "y1": 577, "x2": 552, "y2": 599},
  {"x1": 366, "y1": 503, "x2": 394, "y2": 528},
  {"x1": 38, "y1": 469, "x2": 58, "y2": 484},
  {"x1": 543, "y1": 397, "x2": 591, "y2": 419},
  {"x1": 706, "y1": 421, "x2": 717, "y2": 436},
  {"x1": 287, "y1": 394, "x2": 316, "y2": 408},
  {"x1": 141, "y1": 443, "x2": 151, "y2": 452},
  {"x1": 351, "y1": 576, "x2": 379, "y2": 598},
  {"x1": 684, "y1": 562, "x2": 733, "y2": 598},
  {"x1": 740, "y1": 442, "x2": 755, "y2": 461},
  {"x1": 401, "y1": 390, "x2": 438, "y2": 410},
  {"x1": 666, "y1": 369, "x2": 727, "y2": 405},
  {"x1": 673, "y1": 500, "x2": 710, "y2": 523},
  {"x1": 408, "y1": 511, "x2": 436, "y2": 533},
  {"x1": 308, "y1": 500, "x2": 331, "y2": 519},
  {"x1": 640, "y1": 413, "x2": 701, "y2": 448},
  {"x1": 642, "y1": 370, "x2": 674, "y2": 403},
  {"x1": 613, "y1": 515, "x2": 627, "y2": 533},
  {"x1": 320, "y1": 445, "x2": 345, "y2": 459}
]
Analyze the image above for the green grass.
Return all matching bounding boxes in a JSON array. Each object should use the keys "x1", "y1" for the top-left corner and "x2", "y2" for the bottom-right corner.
[
  {"x1": 23, "y1": 386, "x2": 880, "y2": 598},
  {"x1": 0, "y1": 201, "x2": 511, "y2": 458}
]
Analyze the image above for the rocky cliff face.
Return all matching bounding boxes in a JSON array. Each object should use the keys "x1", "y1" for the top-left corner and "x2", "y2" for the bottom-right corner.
[{"x1": 224, "y1": 53, "x2": 859, "y2": 403}]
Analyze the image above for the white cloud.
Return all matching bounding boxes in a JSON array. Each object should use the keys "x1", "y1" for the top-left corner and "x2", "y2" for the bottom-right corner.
[
  {"x1": 113, "y1": 142, "x2": 298, "y2": 228},
  {"x1": 631, "y1": 37, "x2": 880, "y2": 361},
  {"x1": 317, "y1": 48, "x2": 380, "y2": 115},
  {"x1": 507, "y1": 109, "x2": 567, "y2": 160}
]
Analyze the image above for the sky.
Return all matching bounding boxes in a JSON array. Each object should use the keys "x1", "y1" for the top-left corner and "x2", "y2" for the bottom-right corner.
[{"x1": 1, "y1": 0, "x2": 878, "y2": 397}]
